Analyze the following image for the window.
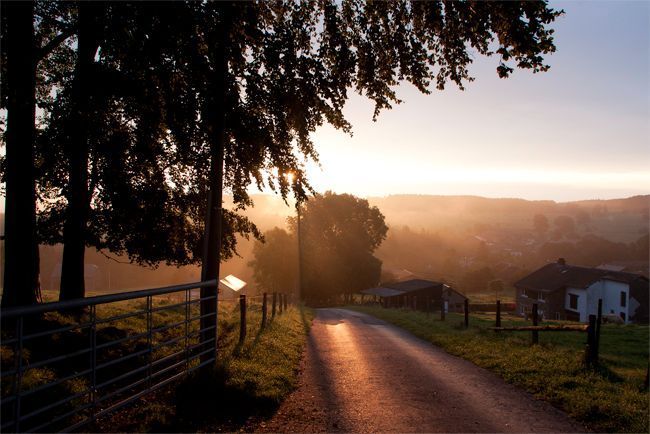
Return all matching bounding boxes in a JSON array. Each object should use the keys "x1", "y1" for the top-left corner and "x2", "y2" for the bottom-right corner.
[
  {"x1": 620, "y1": 291, "x2": 626, "y2": 307},
  {"x1": 555, "y1": 312, "x2": 561, "y2": 320},
  {"x1": 569, "y1": 293, "x2": 578, "y2": 310}
]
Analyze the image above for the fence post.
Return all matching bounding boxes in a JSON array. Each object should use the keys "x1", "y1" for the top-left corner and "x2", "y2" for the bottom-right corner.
[
  {"x1": 284, "y1": 293, "x2": 288, "y2": 311},
  {"x1": 496, "y1": 300, "x2": 501, "y2": 328},
  {"x1": 532, "y1": 303, "x2": 539, "y2": 345},
  {"x1": 279, "y1": 293, "x2": 283, "y2": 314},
  {"x1": 272, "y1": 292, "x2": 277, "y2": 318},
  {"x1": 441, "y1": 300, "x2": 446, "y2": 321},
  {"x1": 413, "y1": 296, "x2": 417, "y2": 311},
  {"x1": 596, "y1": 298, "x2": 602, "y2": 362},
  {"x1": 262, "y1": 292, "x2": 268, "y2": 329},
  {"x1": 239, "y1": 294, "x2": 247, "y2": 344},
  {"x1": 586, "y1": 314, "x2": 597, "y2": 367},
  {"x1": 146, "y1": 295, "x2": 153, "y2": 385},
  {"x1": 464, "y1": 299, "x2": 469, "y2": 328},
  {"x1": 587, "y1": 315, "x2": 598, "y2": 365}
]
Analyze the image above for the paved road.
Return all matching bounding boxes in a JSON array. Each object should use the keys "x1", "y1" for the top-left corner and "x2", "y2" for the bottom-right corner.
[{"x1": 259, "y1": 308, "x2": 585, "y2": 433}]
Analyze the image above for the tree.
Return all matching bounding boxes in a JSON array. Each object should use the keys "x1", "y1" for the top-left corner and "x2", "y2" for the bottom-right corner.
[
  {"x1": 248, "y1": 228, "x2": 297, "y2": 295},
  {"x1": 554, "y1": 215, "x2": 576, "y2": 239},
  {"x1": 0, "y1": 1, "x2": 75, "y2": 307},
  {"x1": 462, "y1": 266, "x2": 495, "y2": 293},
  {"x1": 2, "y1": 1, "x2": 563, "y2": 305},
  {"x1": 289, "y1": 192, "x2": 388, "y2": 304},
  {"x1": 575, "y1": 209, "x2": 591, "y2": 228},
  {"x1": 533, "y1": 214, "x2": 549, "y2": 237}
]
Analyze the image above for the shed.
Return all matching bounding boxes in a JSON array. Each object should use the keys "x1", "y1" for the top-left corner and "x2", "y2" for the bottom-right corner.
[{"x1": 364, "y1": 279, "x2": 466, "y2": 312}]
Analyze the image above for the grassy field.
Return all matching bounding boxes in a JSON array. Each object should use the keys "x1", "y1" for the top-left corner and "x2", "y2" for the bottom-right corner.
[
  {"x1": 99, "y1": 300, "x2": 313, "y2": 432},
  {"x1": 348, "y1": 305, "x2": 649, "y2": 433},
  {"x1": 2, "y1": 293, "x2": 312, "y2": 432}
]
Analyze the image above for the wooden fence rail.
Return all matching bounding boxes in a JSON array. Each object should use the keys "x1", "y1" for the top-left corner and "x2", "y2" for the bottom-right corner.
[{"x1": 491, "y1": 300, "x2": 603, "y2": 367}]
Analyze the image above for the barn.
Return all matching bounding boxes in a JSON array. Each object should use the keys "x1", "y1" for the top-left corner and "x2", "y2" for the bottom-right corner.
[{"x1": 361, "y1": 279, "x2": 467, "y2": 312}]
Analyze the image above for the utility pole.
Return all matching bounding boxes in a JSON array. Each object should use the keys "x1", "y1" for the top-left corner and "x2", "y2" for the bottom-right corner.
[{"x1": 296, "y1": 189, "x2": 302, "y2": 303}]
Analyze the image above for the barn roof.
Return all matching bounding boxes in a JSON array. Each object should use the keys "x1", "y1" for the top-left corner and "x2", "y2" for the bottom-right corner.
[
  {"x1": 515, "y1": 261, "x2": 648, "y2": 293},
  {"x1": 360, "y1": 287, "x2": 405, "y2": 297},
  {"x1": 385, "y1": 279, "x2": 444, "y2": 293}
]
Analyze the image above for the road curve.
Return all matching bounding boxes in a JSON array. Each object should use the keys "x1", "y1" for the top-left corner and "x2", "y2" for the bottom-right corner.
[{"x1": 259, "y1": 308, "x2": 585, "y2": 433}]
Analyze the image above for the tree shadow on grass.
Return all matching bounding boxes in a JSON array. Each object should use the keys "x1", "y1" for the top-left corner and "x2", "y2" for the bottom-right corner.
[{"x1": 164, "y1": 365, "x2": 280, "y2": 433}]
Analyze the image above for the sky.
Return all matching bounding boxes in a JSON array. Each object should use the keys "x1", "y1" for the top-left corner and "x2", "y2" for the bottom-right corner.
[{"x1": 298, "y1": 1, "x2": 650, "y2": 202}]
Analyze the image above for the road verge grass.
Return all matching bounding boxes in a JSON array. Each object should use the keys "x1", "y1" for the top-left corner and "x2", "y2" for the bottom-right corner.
[
  {"x1": 100, "y1": 303, "x2": 313, "y2": 432},
  {"x1": 2, "y1": 296, "x2": 312, "y2": 432},
  {"x1": 348, "y1": 305, "x2": 648, "y2": 433}
]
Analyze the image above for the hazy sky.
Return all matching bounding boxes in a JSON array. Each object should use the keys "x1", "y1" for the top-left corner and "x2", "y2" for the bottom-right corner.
[{"x1": 300, "y1": 1, "x2": 650, "y2": 202}]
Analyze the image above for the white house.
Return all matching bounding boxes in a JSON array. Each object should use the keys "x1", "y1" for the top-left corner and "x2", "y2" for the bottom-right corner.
[{"x1": 515, "y1": 258, "x2": 649, "y2": 324}]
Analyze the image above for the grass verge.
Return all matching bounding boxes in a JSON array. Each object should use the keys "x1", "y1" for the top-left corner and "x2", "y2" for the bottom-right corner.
[
  {"x1": 348, "y1": 305, "x2": 648, "y2": 433},
  {"x1": 2, "y1": 296, "x2": 312, "y2": 433},
  {"x1": 96, "y1": 302, "x2": 313, "y2": 432}
]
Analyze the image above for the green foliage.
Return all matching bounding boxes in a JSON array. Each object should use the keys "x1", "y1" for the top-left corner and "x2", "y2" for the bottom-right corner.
[
  {"x1": 349, "y1": 306, "x2": 649, "y2": 433},
  {"x1": 249, "y1": 227, "x2": 298, "y2": 294},
  {"x1": 1, "y1": 1, "x2": 562, "y2": 304},
  {"x1": 289, "y1": 192, "x2": 388, "y2": 304}
]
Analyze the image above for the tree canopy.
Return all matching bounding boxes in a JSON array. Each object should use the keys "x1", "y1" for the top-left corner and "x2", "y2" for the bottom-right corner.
[
  {"x1": 248, "y1": 227, "x2": 298, "y2": 295},
  {"x1": 1, "y1": 1, "x2": 562, "y2": 306},
  {"x1": 288, "y1": 192, "x2": 388, "y2": 304}
]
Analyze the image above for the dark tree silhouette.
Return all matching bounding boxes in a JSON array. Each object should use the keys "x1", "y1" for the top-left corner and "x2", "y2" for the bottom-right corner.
[
  {"x1": 1, "y1": 1, "x2": 75, "y2": 307},
  {"x1": 2, "y1": 1, "x2": 562, "y2": 305},
  {"x1": 533, "y1": 214, "x2": 549, "y2": 236},
  {"x1": 554, "y1": 215, "x2": 576, "y2": 238}
]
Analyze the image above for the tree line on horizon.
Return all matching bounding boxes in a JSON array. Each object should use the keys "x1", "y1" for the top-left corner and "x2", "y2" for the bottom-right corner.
[{"x1": 1, "y1": 1, "x2": 562, "y2": 307}]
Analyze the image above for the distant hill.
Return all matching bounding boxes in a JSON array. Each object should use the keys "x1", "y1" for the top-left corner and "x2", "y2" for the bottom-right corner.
[
  {"x1": 1, "y1": 193, "x2": 647, "y2": 294},
  {"x1": 367, "y1": 194, "x2": 649, "y2": 243}
]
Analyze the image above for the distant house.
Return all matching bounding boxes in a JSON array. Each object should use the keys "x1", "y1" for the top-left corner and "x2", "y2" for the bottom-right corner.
[
  {"x1": 514, "y1": 258, "x2": 649, "y2": 324},
  {"x1": 361, "y1": 279, "x2": 467, "y2": 312}
]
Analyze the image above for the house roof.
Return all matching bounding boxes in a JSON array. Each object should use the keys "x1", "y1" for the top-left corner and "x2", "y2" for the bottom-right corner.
[
  {"x1": 515, "y1": 261, "x2": 648, "y2": 293},
  {"x1": 385, "y1": 279, "x2": 444, "y2": 293},
  {"x1": 360, "y1": 287, "x2": 405, "y2": 297}
]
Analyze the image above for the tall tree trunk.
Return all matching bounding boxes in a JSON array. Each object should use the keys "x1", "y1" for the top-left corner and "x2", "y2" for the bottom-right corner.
[
  {"x1": 59, "y1": 3, "x2": 101, "y2": 301},
  {"x1": 2, "y1": 1, "x2": 38, "y2": 308},
  {"x1": 199, "y1": 4, "x2": 230, "y2": 360}
]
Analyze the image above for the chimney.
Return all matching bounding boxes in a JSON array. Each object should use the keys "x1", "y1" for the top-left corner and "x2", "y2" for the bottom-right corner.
[{"x1": 557, "y1": 258, "x2": 566, "y2": 266}]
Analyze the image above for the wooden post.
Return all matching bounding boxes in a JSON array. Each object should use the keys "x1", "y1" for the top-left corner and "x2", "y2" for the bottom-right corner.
[
  {"x1": 464, "y1": 299, "x2": 469, "y2": 328},
  {"x1": 441, "y1": 301, "x2": 445, "y2": 321},
  {"x1": 272, "y1": 292, "x2": 277, "y2": 318},
  {"x1": 413, "y1": 296, "x2": 417, "y2": 311},
  {"x1": 496, "y1": 300, "x2": 501, "y2": 328},
  {"x1": 532, "y1": 303, "x2": 539, "y2": 344},
  {"x1": 279, "y1": 293, "x2": 283, "y2": 314},
  {"x1": 596, "y1": 298, "x2": 602, "y2": 362},
  {"x1": 586, "y1": 314, "x2": 597, "y2": 366},
  {"x1": 261, "y1": 292, "x2": 268, "y2": 329},
  {"x1": 239, "y1": 294, "x2": 246, "y2": 344},
  {"x1": 284, "y1": 293, "x2": 288, "y2": 311}
]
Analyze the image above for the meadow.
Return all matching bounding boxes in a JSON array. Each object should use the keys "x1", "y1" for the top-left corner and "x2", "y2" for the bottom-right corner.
[{"x1": 348, "y1": 305, "x2": 649, "y2": 433}]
